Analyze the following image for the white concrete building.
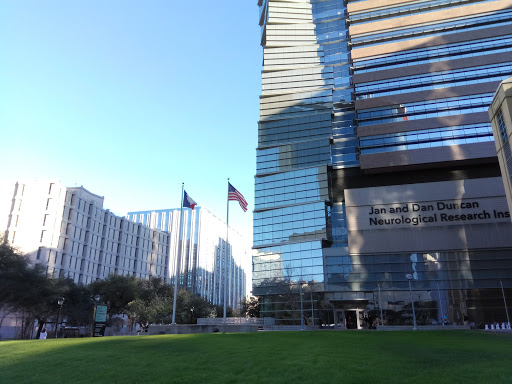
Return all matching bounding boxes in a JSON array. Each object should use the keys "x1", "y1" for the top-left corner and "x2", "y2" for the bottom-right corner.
[{"x1": 0, "y1": 180, "x2": 170, "y2": 285}]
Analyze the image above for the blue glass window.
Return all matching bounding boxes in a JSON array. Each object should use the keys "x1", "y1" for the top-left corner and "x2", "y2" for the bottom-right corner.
[
  {"x1": 357, "y1": 94, "x2": 494, "y2": 126},
  {"x1": 253, "y1": 241, "x2": 325, "y2": 286},
  {"x1": 360, "y1": 123, "x2": 494, "y2": 154},
  {"x1": 497, "y1": 108, "x2": 508, "y2": 144},
  {"x1": 255, "y1": 166, "x2": 328, "y2": 210},
  {"x1": 253, "y1": 202, "x2": 327, "y2": 247},
  {"x1": 354, "y1": 35, "x2": 512, "y2": 74},
  {"x1": 356, "y1": 63, "x2": 512, "y2": 99}
]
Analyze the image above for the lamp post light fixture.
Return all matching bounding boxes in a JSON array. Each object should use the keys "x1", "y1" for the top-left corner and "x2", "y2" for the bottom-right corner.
[
  {"x1": 500, "y1": 281, "x2": 510, "y2": 328},
  {"x1": 190, "y1": 306, "x2": 195, "y2": 325},
  {"x1": 310, "y1": 282, "x2": 314, "y2": 327},
  {"x1": 405, "y1": 274, "x2": 417, "y2": 331},
  {"x1": 437, "y1": 283, "x2": 445, "y2": 326},
  {"x1": 91, "y1": 295, "x2": 101, "y2": 337},
  {"x1": 298, "y1": 280, "x2": 306, "y2": 330},
  {"x1": 55, "y1": 296, "x2": 65, "y2": 338},
  {"x1": 378, "y1": 283, "x2": 384, "y2": 326}
]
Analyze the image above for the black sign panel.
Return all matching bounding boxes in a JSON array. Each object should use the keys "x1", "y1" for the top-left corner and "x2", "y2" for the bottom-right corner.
[{"x1": 93, "y1": 321, "x2": 106, "y2": 337}]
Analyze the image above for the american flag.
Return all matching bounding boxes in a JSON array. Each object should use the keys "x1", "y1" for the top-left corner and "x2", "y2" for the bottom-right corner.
[{"x1": 228, "y1": 182, "x2": 248, "y2": 212}]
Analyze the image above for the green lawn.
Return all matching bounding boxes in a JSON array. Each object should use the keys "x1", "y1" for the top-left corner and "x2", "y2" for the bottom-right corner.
[{"x1": 1, "y1": 331, "x2": 511, "y2": 384}]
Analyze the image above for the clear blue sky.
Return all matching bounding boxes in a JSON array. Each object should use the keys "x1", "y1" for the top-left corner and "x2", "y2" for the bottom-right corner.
[{"x1": 0, "y1": 1, "x2": 261, "y2": 239}]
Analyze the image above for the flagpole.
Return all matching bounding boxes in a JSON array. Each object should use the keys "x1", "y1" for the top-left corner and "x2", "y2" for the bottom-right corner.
[
  {"x1": 224, "y1": 178, "x2": 230, "y2": 332},
  {"x1": 172, "y1": 183, "x2": 184, "y2": 325}
]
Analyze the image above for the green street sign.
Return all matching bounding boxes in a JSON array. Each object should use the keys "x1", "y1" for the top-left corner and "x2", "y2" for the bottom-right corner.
[{"x1": 95, "y1": 305, "x2": 108, "y2": 322}]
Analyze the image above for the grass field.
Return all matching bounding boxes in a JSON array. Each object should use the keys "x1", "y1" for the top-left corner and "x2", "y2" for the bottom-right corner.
[{"x1": 1, "y1": 331, "x2": 511, "y2": 384}]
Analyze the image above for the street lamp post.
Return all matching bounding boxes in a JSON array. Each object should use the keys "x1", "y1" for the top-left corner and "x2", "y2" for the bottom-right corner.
[
  {"x1": 190, "y1": 306, "x2": 195, "y2": 325},
  {"x1": 310, "y1": 286, "x2": 314, "y2": 327},
  {"x1": 500, "y1": 281, "x2": 510, "y2": 327},
  {"x1": 406, "y1": 274, "x2": 417, "y2": 331},
  {"x1": 55, "y1": 296, "x2": 65, "y2": 338},
  {"x1": 91, "y1": 295, "x2": 101, "y2": 337},
  {"x1": 298, "y1": 280, "x2": 306, "y2": 330},
  {"x1": 437, "y1": 283, "x2": 445, "y2": 326},
  {"x1": 378, "y1": 283, "x2": 384, "y2": 326}
]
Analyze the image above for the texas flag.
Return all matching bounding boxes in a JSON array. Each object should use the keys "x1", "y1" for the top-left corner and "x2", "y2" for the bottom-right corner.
[{"x1": 183, "y1": 191, "x2": 197, "y2": 210}]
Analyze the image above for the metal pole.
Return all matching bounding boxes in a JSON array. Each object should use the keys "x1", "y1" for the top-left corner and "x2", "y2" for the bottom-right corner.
[
  {"x1": 300, "y1": 283, "x2": 304, "y2": 330},
  {"x1": 172, "y1": 183, "x2": 184, "y2": 325},
  {"x1": 55, "y1": 305, "x2": 62, "y2": 338},
  {"x1": 500, "y1": 281, "x2": 510, "y2": 327},
  {"x1": 310, "y1": 288, "x2": 314, "y2": 327},
  {"x1": 223, "y1": 179, "x2": 230, "y2": 333},
  {"x1": 378, "y1": 283, "x2": 384, "y2": 326},
  {"x1": 408, "y1": 278, "x2": 417, "y2": 331},
  {"x1": 437, "y1": 282, "x2": 445, "y2": 326}
]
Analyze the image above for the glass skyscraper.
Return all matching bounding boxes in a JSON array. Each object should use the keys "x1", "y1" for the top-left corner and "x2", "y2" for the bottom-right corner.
[
  {"x1": 127, "y1": 207, "x2": 248, "y2": 309},
  {"x1": 255, "y1": 0, "x2": 512, "y2": 328}
]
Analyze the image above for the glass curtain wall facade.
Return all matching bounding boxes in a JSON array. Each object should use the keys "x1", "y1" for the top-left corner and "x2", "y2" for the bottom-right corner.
[
  {"x1": 127, "y1": 208, "x2": 248, "y2": 309},
  {"x1": 255, "y1": 0, "x2": 512, "y2": 327},
  {"x1": 255, "y1": 0, "x2": 355, "y2": 324}
]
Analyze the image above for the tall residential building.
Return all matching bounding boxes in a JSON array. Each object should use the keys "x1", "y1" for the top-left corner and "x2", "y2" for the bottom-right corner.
[
  {"x1": 127, "y1": 208, "x2": 248, "y2": 309},
  {"x1": 0, "y1": 180, "x2": 170, "y2": 285},
  {"x1": 255, "y1": 0, "x2": 512, "y2": 327}
]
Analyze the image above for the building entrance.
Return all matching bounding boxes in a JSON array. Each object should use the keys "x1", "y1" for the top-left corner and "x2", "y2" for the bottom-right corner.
[
  {"x1": 335, "y1": 309, "x2": 365, "y2": 329},
  {"x1": 331, "y1": 299, "x2": 369, "y2": 329},
  {"x1": 345, "y1": 310, "x2": 358, "y2": 329}
]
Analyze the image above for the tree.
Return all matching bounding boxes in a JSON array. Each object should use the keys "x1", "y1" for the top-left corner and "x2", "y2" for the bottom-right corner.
[
  {"x1": 0, "y1": 238, "x2": 31, "y2": 315},
  {"x1": 58, "y1": 281, "x2": 95, "y2": 328},
  {"x1": 126, "y1": 277, "x2": 173, "y2": 331},
  {"x1": 1, "y1": 237, "x2": 99, "y2": 338},
  {"x1": 0, "y1": 239, "x2": 55, "y2": 338},
  {"x1": 184, "y1": 292, "x2": 216, "y2": 324},
  {"x1": 126, "y1": 298, "x2": 151, "y2": 332},
  {"x1": 88, "y1": 275, "x2": 139, "y2": 324},
  {"x1": 26, "y1": 272, "x2": 65, "y2": 339},
  {"x1": 240, "y1": 296, "x2": 260, "y2": 318},
  {"x1": 1, "y1": 236, "x2": 241, "y2": 336},
  {"x1": 214, "y1": 304, "x2": 234, "y2": 319}
]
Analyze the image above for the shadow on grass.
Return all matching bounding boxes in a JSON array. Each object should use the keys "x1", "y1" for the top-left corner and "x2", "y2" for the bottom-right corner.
[{"x1": 1, "y1": 331, "x2": 511, "y2": 384}]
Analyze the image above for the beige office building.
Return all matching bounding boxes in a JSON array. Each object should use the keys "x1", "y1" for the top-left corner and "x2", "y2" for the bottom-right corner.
[{"x1": 489, "y1": 77, "x2": 512, "y2": 217}]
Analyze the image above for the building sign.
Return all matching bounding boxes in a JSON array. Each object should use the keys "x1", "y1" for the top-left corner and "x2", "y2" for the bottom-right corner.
[
  {"x1": 356, "y1": 198, "x2": 509, "y2": 230},
  {"x1": 346, "y1": 179, "x2": 510, "y2": 231},
  {"x1": 93, "y1": 305, "x2": 108, "y2": 337},
  {"x1": 95, "y1": 305, "x2": 108, "y2": 322},
  {"x1": 344, "y1": 178, "x2": 512, "y2": 254},
  {"x1": 93, "y1": 322, "x2": 107, "y2": 337}
]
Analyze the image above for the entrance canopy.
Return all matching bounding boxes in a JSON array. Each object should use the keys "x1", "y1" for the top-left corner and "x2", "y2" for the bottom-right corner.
[{"x1": 329, "y1": 299, "x2": 368, "y2": 310}]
